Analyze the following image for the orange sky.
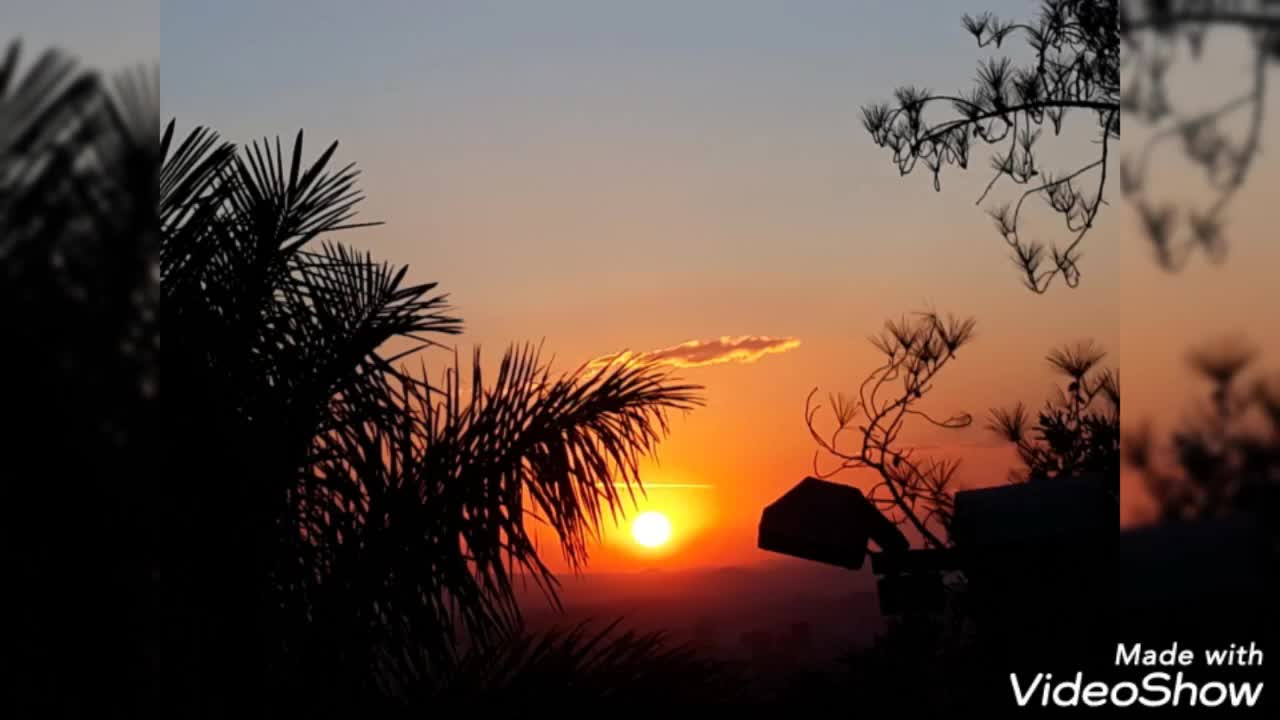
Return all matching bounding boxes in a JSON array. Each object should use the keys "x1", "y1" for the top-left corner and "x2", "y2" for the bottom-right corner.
[{"x1": 157, "y1": 2, "x2": 1276, "y2": 572}]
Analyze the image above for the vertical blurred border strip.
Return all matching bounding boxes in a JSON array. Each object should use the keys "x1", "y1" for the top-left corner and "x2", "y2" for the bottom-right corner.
[{"x1": 0, "y1": 40, "x2": 158, "y2": 715}]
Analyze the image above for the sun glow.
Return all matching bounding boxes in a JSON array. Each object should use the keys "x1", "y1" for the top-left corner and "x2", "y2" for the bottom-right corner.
[{"x1": 630, "y1": 511, "x2": 672, "y2": 548}]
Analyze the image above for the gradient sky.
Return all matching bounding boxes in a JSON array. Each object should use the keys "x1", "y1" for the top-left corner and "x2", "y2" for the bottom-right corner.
[
  {"x1": 156, "y1": 1, "x2": 1275, "y2": 572},
  {"x1": 4, "y1": 0, "x2": 158, "y2": 71},
  {"x1": 157, "y1": 0, "x2": 1123, "y2": 572},
  {"x1": 1118, "y1": 27, "x2": 1280, "y2": 521}
]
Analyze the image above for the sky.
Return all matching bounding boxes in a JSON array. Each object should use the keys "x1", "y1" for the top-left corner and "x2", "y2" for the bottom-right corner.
[
  {"x1": 152, "y1": 1, "x2": 1273, "y2": 573},
  {"x1": 156, "y1": 0, "x2": 1120, "y2": 572},
  {"x1": 3, "y1": 0, "x2": 158, "y2": 72},
  {"x1": 1117, "y1": 26, "x2": 1280, "y2": 520}
]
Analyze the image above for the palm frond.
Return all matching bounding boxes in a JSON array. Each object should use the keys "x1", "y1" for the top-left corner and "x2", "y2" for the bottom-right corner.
[
  {"x1": 305, "y1": 345, "x2": 702, "y2": 674},
  {"x1": 1, "y1": 39, "x2": 159, "y2": 714},
  {"x1": 160, "y1": 115, "x2": 708, "y2": 705}
]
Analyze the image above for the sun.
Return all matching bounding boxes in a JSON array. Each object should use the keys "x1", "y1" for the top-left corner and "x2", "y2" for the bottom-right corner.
[{"x1": 631, "y1": 511, "x2": 672, "y2": 548}]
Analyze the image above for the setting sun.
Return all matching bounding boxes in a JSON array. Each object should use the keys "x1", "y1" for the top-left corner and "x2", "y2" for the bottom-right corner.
[{"x1": 631, "y1": 511, "x2": 672, "y2": 548}]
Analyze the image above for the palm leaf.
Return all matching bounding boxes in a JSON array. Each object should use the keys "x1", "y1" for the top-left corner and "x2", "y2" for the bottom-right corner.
[
  {"x1": 302, "y1": 344, "x2": 700, "y2": 679},
  {"x1": 1, "y1": 40, "x2": 158, "y2": 714},
  {"x1": 161, "y1": 118, "x2": 706, "y2": 707}
]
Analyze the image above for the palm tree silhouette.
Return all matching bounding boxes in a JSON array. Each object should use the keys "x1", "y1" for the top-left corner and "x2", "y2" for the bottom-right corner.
[
  {"x1": 160, "y1": 121, "x2": 703, "y2": 711},
  {"x1": 1, "y1": 41, "x2": 158, "y2": 716}
]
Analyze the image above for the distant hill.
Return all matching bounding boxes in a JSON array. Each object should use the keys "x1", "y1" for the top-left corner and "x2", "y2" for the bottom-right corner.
[{"x1": 516, "y1": 560, "x2": 883, "y2": 665}]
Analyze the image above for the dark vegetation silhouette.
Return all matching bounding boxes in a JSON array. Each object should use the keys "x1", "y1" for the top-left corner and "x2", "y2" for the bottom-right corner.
[
  {"x1": 859, "y1": 0, "x2": 1278, "y2": 528},
  {"x1": 803, "y1": 315, "x2": 1123, "y2": 561},
  {"x1": 802, "y1": 313, "x2": 1122, "y2": 711},
  {"x1": 804, "y1": 315, "x2": 1121, "y2": 545},
  {"x1": 1122, "y1": 0, "x2": 1279, "y2": 270},
  {"x1": 988, "y1": 340, "x2": 1120, "y2": 489},
  {"x1": 805, "y1": 310, "x2": 978, "y2": 549},
  {"x1": 1116, "y1": 339, "x2": 1277, "y2": 694},
  {"x1": 865, "y1": 0, "x2": 1278, "y2": 291},
  {"x1": 856, "y1": 0, "x2": 1278, "y2": 536},
  {"x1": 425, "y1": 620, "x2": 744, "y2": 707},
  {"x1": 1127, "y1": 338, "x2": 1279, "y2": 529},
  {"x1": 836, "y1": 607, "x2": 986, "y2": 713},
  {"x1": 160, "y1": 118, "x2": 745, "y2": 712},
  {"x1": 9, "y1": 1, "x2": 1278, "y2": 710},
  {"x1": 1, "y1": 42, "x2": 158, "y2": 716},
  {"x1": 846, "y1": 1, "x2": 1277, "y2": 711},
  {"x1": 2, "y1": 35, "x2": 741, "y2": 713},
  {"x1": 863, "y1": 0, "x2": 1119, "y2": 291}
]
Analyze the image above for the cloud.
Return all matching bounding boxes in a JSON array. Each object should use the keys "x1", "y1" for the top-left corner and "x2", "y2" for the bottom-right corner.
[{"x1": 589, "y1": 335, "x2": 801, "y2": 372}]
